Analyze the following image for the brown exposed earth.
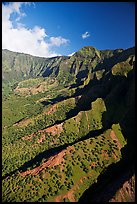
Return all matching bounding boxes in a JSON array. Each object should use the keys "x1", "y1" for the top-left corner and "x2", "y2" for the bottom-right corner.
[
  {"x1": 54, "y1": 172, "x2": 93, "y2": 202},
  {"x1": 55, "y1": 184, "x2": 78, "y2": 202},
  {"x1": 112, "y1": 151, "x2": 118, "y2": 160},
  {"x1": 46, "y1": 104, "x2": 57, "y2": 115},
  {"x1": 45, "y1": 123, "x2": 63, "y2": 136},
  {"x1": 22, "y1": 122, "x2": 64, "y2": 142},
  {"x1": 20, "y1": 149, "x2": 66, "y2": 176},
  {"x1": 15, "y1": 81, "x2": 48, "y2": 96},
  {"x1": 13, "y1": 103, "x2": 57, "y2": 128},
  {"x1": 90, "y1": 162, "x2": 97, "y2": 168},
  {"x1": 75, "y1": 111, "x2": 82, "y2": 124},
  {"x1": 20, "y1": 145, "x2": 74, "y2": 177},
  {"x1": 22, "y1": 132, "x2": 36, "y2": 141},
  {"x1": 37, "y1": 134, "x2": 46, "y2": 143},
  {"x1": 101, "y1": 149, "x2": 109, "y2": 160},
  {"x1": 110, "y1": 130, "x2": 122, "y2": 149},
  {"x1": 63, "y1": 187, "x2": 77, "y2": 202},
  {"x1": 85, "y1": 112, "x2": 90, "y2": 130}
]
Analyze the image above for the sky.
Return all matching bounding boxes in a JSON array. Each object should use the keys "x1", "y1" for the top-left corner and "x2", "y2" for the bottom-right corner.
[{"x1": 2, "y1": 2, "x2": 135, "y2": 58}]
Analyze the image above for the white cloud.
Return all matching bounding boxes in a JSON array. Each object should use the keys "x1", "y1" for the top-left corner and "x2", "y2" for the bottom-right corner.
[
  {"x1": 2, "y1": 2, "x2": 70, "y2": 57},
  {"x1": 50, "y1": 36, "x2": 70, "y2": 47},
  {"x1": 68, "y1": 52, "x2": 75, "y2": 56},
  {"x1": 82, "y1": 31, "x2": 90, "y2": 39}
]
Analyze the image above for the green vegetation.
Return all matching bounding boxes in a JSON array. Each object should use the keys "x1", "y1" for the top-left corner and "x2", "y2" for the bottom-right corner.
[
  {"x1": 112, "y1": 61, "x2": 133, "y2": 77},
  {"x1": 2, "y1": 126, "x2": 126, "y2": 202},
  {"x1": 2, "y1": 45, "x2": 135, "y2": 202},
  {"x1": 17, "y1": 77, "x2": 45, "y2": 88}
]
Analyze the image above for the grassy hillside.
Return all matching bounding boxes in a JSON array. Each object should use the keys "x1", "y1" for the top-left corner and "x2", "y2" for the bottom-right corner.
[{"x1": 2, "y1": 46, "x2": 135, "y2": 202}]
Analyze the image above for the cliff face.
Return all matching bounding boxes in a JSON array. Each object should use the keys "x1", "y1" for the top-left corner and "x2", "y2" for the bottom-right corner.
[
  {"x1": 110, "y1": 174, "x2": 135, "y2": 202},
  {"x1": 79, "y1": 161, "x2": 135, "y2": 203},
  {"x1": 2, "y1": 46, "x2": 135, "y2": 83}
]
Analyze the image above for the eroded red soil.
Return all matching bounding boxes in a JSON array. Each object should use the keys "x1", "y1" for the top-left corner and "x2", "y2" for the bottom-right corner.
[
  {"x1": 46, "y1": 104, "x2": 57, "y2": 115},
  {"x1": 45, "y1": 123, "x2": 63, "y2": 136},
  {"x1": 20, "y1": 149, "x2": 66, "y2": 176},
  {"x1": 22, "y1": 122, "x2": 64, "y2": 142},
  {"x1": 85, "y1": 112, "x2": 90, "y2": 130},
  {"x1": 110, "y1": 130, "x2": 122, "y2": 149},
  {"x1": 37, "y1": 134, "x2": 45, "y2": 143},
  {"x1": 55, "y1": 184, "x2": 78, "y2": 202},
  {"x1": 101, "y1": 149, "x2": 109, "y2": 160}
]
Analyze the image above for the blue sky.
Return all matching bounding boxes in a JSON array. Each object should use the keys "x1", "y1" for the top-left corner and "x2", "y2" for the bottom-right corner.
[{"x1": 2, "y1": 2, "x2": 135, "y2": 57}]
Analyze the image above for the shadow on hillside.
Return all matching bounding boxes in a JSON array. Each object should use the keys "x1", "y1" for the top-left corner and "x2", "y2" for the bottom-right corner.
[
  {"x1": 66, "y1": 71, "x2": 125, "y2": 117},
  {"x1": 41, "y1": 94, "x2": 71, "y2": 106},
  {"x1": 3, "y1": 61, "x2": 135, "y2": 203},
  {"x1": 78, "y1": 146, "x2": 135, "y2": 202},
  {"x1": 41, "y1": 66, "x2": 105, "y2": 109},
  {"x1": 40, "y1": 56, "x2": 118, "y2": 113},
  {"x1": 78, "y1": 68, "x2": 135, "y2": 202},
  {"x1": 102, "y1": 68, "x2": 135, "y2": 153},
  {"x1": 2, "y1": 128, "x2": 105, "y2": 180}
]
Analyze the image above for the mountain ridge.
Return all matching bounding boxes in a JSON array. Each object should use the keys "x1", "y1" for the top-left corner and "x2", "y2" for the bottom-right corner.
[{"x1": 2, "y1": 46, "x2": 135, "y2": 88}]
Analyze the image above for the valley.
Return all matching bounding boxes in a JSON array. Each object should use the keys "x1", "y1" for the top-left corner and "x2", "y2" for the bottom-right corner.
[{"x1": 2, "y1": 46, "x2": 135, "y2": 202}]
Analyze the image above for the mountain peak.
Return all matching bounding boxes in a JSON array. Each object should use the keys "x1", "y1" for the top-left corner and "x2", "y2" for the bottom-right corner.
[
  {"x1": 80, "y1": 45, "x2": 98, "y2": 52},
  {"x1": 73, "y1": 45, "x2": 100, "y2": 59}
]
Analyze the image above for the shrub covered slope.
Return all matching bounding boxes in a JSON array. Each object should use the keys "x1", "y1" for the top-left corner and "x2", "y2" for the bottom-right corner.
[{"x1": 2, "y1": 46, "x2": 135, "y2": 202}]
